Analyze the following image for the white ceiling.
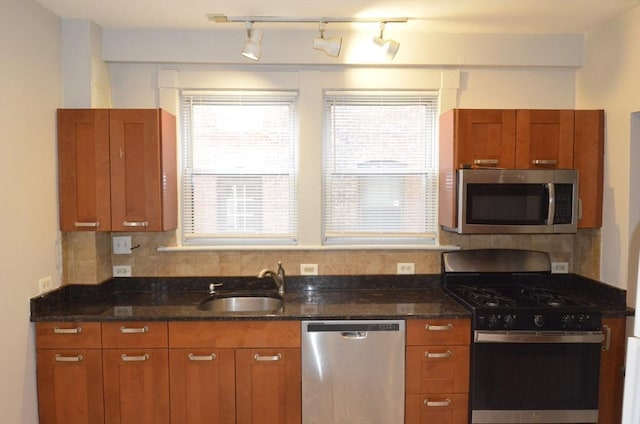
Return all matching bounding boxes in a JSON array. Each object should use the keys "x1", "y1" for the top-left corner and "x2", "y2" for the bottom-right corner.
[{"x1": 35, "y1": 0, "x2": 640, "y2": 34}]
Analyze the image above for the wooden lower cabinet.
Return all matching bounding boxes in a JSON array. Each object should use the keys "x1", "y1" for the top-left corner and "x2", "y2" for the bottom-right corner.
[
  {"x1": 169, "y1": 348, "x2": 236, "y2": 424},
  {"x1": 405, "y1": 319, "x2": 471, "y2": 424},
  {"x1": 35, "y1": 322, "x2": 104, "y2": 424},
  {"x1": 36, "y1": 348, "x2": 105, "y2": 424},
  {"x1": 168, "y1": 321, "x2": 301, "y2": 424},
  {"x1": 598, "y1": 317, "x2": 626, "y2": 424},
  {"x1": 236, "y1": 348, "x2": 302, "y2": 424},
  {"x1": 102, "y1": 348, "x2": 170, "y2": 424}
]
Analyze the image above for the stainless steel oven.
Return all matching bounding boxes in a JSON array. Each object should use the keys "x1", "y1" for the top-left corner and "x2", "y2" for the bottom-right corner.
[
  {"x1": 442, "y1": 249, "x2": 605, "y2": 424},
  {"x1": 472, "y1": 330, "x2": 603, "y2": 423}
]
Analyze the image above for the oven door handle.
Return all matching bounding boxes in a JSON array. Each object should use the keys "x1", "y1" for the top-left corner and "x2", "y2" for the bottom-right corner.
[{"x1": 474, "y1": 330, "x2": 604, "y2": 344}]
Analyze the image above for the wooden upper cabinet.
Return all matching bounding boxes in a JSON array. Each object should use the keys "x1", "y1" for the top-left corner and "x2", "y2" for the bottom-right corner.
[
  {"x1": 58, "y1": 109, "x2": 111, "y2": 231},
  {"x1": 451, "y1": 109, "x2": 516, "y2": 169},
  {"x1": 57, "y1": 108, "x2": 177, "y2": 232},
  {"x1": 109, "y1": 109, "x2": 177, "y2": 231},
  {"x1": 515, "y1": 109, "x2": 575, "y2": 169},
  {"x1": 439, "y1": 108, "x2": 604, "y2": 229}
]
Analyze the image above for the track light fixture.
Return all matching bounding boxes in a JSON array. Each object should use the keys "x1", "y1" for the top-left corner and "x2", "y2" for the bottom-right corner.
[
  {"x1": 207, "y1": 14, "x2": 408, "y2": 61},
  {"x1": 372, "y1": 22, "x2": 400, "y2": 61},
  {"x1": 241, "y1": 21, "x2": 263, "y2": 61},
  {"x1": 312, "y1": 22, "x2": 342, "y2": 57}
]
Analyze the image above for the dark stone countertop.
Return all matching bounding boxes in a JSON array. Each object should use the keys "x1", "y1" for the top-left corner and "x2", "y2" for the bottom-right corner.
[
  {"x1": 29, "y1": 273, "x2": 632, "y2": 323},
  {"x1": 30, "y1": 274, "x2": 471, "y2": 322}
]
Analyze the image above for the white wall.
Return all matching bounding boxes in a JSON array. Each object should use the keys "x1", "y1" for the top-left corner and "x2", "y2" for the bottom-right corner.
[
  {"x1": 576, "y1": 6, "x2": 640, "y2": 301},
  {"x1": 0, "y1": 0, "x2": 62, "y2": 422}
]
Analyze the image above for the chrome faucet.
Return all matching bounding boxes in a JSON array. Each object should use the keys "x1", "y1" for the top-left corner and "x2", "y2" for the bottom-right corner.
[{"x1": 258, "y1": 261, "x2": 286, "y2": 295}]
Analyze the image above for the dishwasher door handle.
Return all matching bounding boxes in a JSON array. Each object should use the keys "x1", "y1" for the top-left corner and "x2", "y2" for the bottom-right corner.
[{"x1": 341, "y1": 331, "x2": 368, "y2": 339}]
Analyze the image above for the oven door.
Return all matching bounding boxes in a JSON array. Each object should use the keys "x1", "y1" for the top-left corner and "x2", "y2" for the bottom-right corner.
[{"x1": 471, "y1": 331, "x2": 604, "y2": 424}]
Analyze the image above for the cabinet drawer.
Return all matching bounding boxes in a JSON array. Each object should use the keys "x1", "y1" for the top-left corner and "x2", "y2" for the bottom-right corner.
[
  {"x1": 406, "y1": 319, "x2": 470, "y2": 345},
  {"x1": 102, "y1": 321, "x2": 168, "y2": 348},
  {"x1": 169, "y1": 321, "x2": 300, "y2": 348},
  {"x1": 406, "y1": 345, "x2": 470, "y2": 394},
  {"x1": 406, "y1": 393, "x2": 469, "y2": 424},
  {"x1": 36, "y1": 322, "x2": 102, "y2": 349}
]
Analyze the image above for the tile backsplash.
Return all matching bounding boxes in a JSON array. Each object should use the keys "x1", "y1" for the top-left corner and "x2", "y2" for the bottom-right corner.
[{"x1": 61, "y1": 229, "x2": 601, "y2": 285}]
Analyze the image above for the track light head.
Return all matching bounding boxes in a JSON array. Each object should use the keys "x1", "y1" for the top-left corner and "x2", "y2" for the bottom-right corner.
[
  {"x1": 312, "y1": 22, "x2": 342, "y2": 57},
  {"x1": 241, "y1": 22, "x2": 263, "y2": 61},
  {"x1": 373, "y1": 22, "x2": 400, "y2": 60}
]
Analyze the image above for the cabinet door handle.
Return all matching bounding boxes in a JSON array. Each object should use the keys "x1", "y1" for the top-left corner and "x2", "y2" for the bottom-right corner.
[
  {"x1": 254, "y1": 353, "x2": 282, "y2": 362},
  {"x1": 55, "y1": 354, "x2": 84, "y2": 362},
  {"x1": 188, "y1": 353, "x2": 217, "y2": 361},
  {"x1": 532, "y1": 159, "x2": 558, "y2": 166},
  {"x1": 424, "y1": 398, "x2": 451, "y2": 407},
  {"x1": 120, "y1": 325, "x2": 149, "y2": 334},
  {"x1": 425, "y1": 350, "x2": 452, "y2": 359},
  {"x1": 425, "y1": 323, "x2": 453, "y2": 331},
  {"x1": 602, "y1": 325, "x2": 611, "y2": 351},
  {"x1": 53, "y1": 326, "x2": 82, "y2": 334},
  {"x1": 121, "y1": 353, "x2": 150, "y2": 362},
  {"x1": 74, "y1": 221, "x2": 100, "y2": 228},
  {"x1": 473, "y1": 159, "x2": 499, "y2": 166},
  {"x1": 122, "y1": 221, "x2": 149, "y2": 227}
]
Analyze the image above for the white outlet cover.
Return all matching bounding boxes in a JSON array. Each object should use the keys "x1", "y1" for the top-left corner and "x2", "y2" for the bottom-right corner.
[
  {"x1": 112, "y1": 236, "x2": 132, "y2": 255},
  {"x1": 113, "y1": 265, "x2": 132, "y2": 277}
]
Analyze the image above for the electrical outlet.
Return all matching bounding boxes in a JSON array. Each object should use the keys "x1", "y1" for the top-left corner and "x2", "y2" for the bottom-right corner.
[
  {"x1": 113, "y1": 265, "x2": 132, "y2": 277},
  {"x1": 112, "y1": 236, "x2": 132, "y2": 254},
  {"x1": 38, "y1": 276, "x2": 54, "y2": 294},
  {"x1": 397, "y1": 262, "x2": 415, "y2": 274},
  {"x1": 551, "y1": 262, "x2": 569, "y2": 274},
  {"x1": 300, "y1": 263, "x2": 319, "y2": 275}
]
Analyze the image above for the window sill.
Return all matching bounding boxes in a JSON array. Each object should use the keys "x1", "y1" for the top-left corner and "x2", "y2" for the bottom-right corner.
[{"x1": 157, "y1": 244, "x2": 461, "y2": 252}]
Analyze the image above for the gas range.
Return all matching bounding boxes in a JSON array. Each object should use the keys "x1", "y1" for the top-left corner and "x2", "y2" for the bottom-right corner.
[{"x1": 442, "y1": 249, "x2": 602, "y2": 331}]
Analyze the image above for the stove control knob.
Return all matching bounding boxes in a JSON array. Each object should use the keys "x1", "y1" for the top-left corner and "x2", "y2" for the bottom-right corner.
[
  {"x1": 488, "y1": 315, "x2": 499, "y2": 329},
  {"x1": 561, "y1": 315, "x2": 574, "y2": 329},
  {"x1": 576, "y1": 314, "x2": 589, "y2": 329},
  {"x1": 534, "y1": 314, "x2": 545, "y2": 328},
  {"x1": 503, "y1": 314, "x2": 515, "y2": 329}
]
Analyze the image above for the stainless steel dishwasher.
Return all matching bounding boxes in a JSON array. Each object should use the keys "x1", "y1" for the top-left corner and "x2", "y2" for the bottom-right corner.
[{"x1": 302, "y1": 320, "x2": 405, "y2": 424}]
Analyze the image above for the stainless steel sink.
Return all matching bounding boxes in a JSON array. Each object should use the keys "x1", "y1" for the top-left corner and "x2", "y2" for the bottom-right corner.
[{"x1": 198, "y1": 294, "x2": 284, "y2": 314}]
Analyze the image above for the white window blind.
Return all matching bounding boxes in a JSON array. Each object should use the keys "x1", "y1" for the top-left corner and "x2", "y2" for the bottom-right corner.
[
  {"x1": 323, "y1": 92, "x2": 438, "y2": 244},
  {"x1": 180, "y1": 91, "x2": 298, "y2": 245}
]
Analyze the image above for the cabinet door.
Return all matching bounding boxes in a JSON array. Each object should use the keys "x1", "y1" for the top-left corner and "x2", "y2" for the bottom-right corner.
[
  {"x1": 169, "y1": 348, "x2": 236, "y2": 424},
  {"x1": 236, "y1": 348, "x2": 301, "y2": 424},
  {"x1": 57, "y1": 109, "x2": 111, "y2": 231},
  {"x1": 103, "y1": 348, "x2": 170, "y2": 424},
  {"x1": 574, "y1": 110, "x2": 604, "y2": 228},
  {"x1": 109, "y1": 109, "x2": 177, "y2": 232},
  {"x1": 598, "y1": 317, "x2": 626, "y2": 424},
  {"x1": 515, "y1": 109, "x2": 574, "y2": 169},
  {"x1": 36, "y1": 349, "x2": 104, "y2": 424},
  {"x1": 454, "y1": 109, "x2": 517, "y2": 168}
]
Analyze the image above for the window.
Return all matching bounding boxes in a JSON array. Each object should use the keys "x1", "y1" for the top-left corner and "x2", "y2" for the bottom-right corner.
[
  {"x1": 180, "y1": 91, "x2": 298, "y2": 245},
  {"x1": 323, "y1": 92, "x2": 438, "y2": 244}
]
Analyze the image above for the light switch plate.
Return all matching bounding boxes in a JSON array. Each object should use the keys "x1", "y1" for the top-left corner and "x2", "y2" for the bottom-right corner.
[{"x1": 112, "y1": 236, "x2": 132, "y2": 254}]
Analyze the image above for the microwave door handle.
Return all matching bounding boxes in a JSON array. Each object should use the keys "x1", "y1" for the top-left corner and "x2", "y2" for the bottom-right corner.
[{"x1": 547, "y1": 183, "x2": 555, "y2": 225}]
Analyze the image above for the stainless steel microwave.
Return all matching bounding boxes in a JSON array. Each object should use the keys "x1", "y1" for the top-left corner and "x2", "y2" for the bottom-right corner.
[{"x1": 443, "y1": 169, "x2": 579, "y2": 234}]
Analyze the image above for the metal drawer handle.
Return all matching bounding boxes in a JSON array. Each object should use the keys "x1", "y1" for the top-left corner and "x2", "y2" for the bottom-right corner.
[
  {"x1": 532, "y1": 159, "x2": 558, "y2": 165},
  {"x1": 473, "y1": 159, "x2": 499, "y2": 166},
  {"x1": 74, "y1": 221, "x2": 100, "y2": 228},
  {"x1": 121, "y1": 353, "x2": 150, "y2": 362},
  {"x1": 55, "y1": 354, "x2": 84, "y2": 362},
  {"x1": 425, "y1": 350, "x2": 452, "y2": 359},
  {"x1": 122, "y1": 221, "x2": 149, "y2": 227},
  {"x1": 53, "y1": 326, "x2": 82, "y2": 334},
  {"x1": 120, "y1": 326, "x2": 149, "y2": 334},
  {"x1": 254, "y1": 353, "x2": 282, "y2": 362},
  {"x1": 424, "y1": 398, "x2": 451, "y2": 407},
  {"x1": 188, "y1": 353, "x2": 217, "y2": 361},
  {"x1": 425, "y1": 323, "x2": 453, "y2": 331}
]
